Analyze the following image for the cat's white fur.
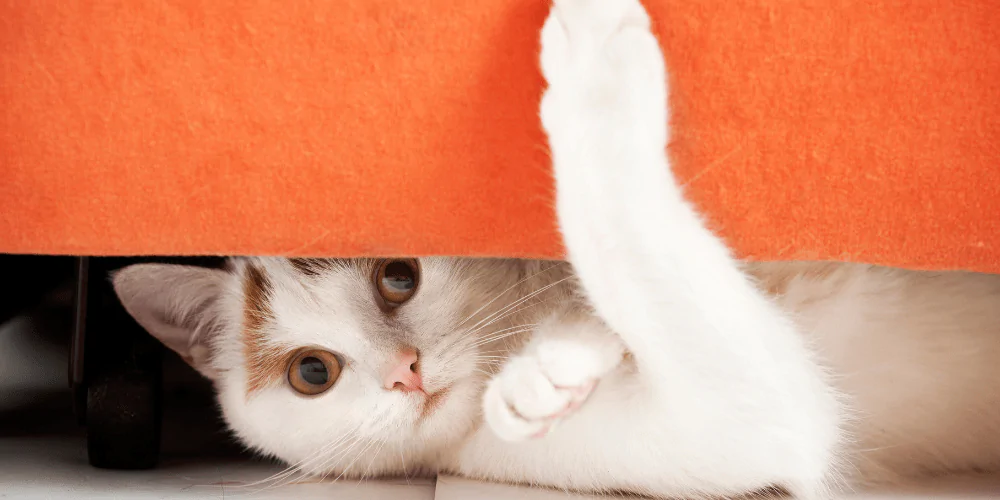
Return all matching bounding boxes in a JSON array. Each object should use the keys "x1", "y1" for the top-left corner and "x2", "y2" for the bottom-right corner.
[{"x1": 111, "y1": 0, "x2": 1000, "y2": 498}]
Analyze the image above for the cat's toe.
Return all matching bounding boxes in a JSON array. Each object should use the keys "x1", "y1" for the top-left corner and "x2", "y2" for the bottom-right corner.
[
  {"x1": 552, "y1": 0, "x2": 650, "y2": 32},
  {"x1": 483, "y1": 354, "x2": 596, "y2": 441},
  {"x1": 539, "y1": 6, "x2": 570, "y2": 87},
  {"x1": 539, "y1": 0, "x2": 664, "y2": 136},
  {"x1": 483, "y1": 322, "x2": 622, "y2": 442},
  {"x1": 542, "y1": 0, "x2": 651, "y2": 55},
  {"x1": 541, "y1": 0, "x2": 651, "y2": 87}
]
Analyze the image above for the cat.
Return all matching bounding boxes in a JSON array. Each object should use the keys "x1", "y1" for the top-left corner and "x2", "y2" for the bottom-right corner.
[{"x1": 110, "y1": 0, "x2": 1000, "y2": 498}]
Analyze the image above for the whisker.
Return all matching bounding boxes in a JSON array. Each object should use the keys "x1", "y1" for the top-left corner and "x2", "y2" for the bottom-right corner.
[
  {"x1": 454, "y1": 262, "x2": 565, "y2": 329},
  {"x1": 441, "y1": 279, "x2": 569, "y2": 361},
  {"x1": 467, "y1": 298, "x2": 556, "y2": 343},
  {"x1": 269, "y1": 433, "x2": 364, "y2": 492},
  {"x1": 399, "y1": 429, "x2": 411, "y2": 485},
  {"x1": 468, "y1": 326, "x2": 538, "y2": 349},
  {"x1": 305, "y1": 435, "x2": 367, "y2": 486},
  {"x1": 358, "y1": 435, "x2": 392, "y2": 485},
  {"x1": 239, "y1": 429, "x2": 357, "y2": 491},
  {"x1": 471, "y1": 357, "x2": 506, "y2": 366},
  {"x1": 466, "y1": 323, "x2": 538, "y2": 344},
  {"x1": 456, "y1": 276, "x2": 572, "y2": 344},
  {"x1": 330, "y1": 435, "x2": 381, "y2": 484}
]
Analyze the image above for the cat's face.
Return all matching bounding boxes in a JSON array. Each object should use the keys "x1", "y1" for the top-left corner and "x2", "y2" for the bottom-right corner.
[{"x1": 113, "y1": 257, "x2": 530, "y2": 477}]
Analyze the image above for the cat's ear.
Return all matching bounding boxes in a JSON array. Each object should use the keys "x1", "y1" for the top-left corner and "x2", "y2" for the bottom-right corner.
[{"x1": 112, "y1": 263, "x2": 229, "y2": 381}]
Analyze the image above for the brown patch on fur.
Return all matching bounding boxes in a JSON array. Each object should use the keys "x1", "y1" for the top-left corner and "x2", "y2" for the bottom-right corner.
[
  {"x1": 747, "y1": 262, "x2": 842, "y2": 297},
  {"x1": 751, "y1": 266, "x2": 798, "y2": 296},
  {"x1": 420, "y1": 387, "x2": 451, "y2": 419},
  {"x1": 242, "y1": 265, "x2": 288, "y2": 396},
  {"x1": 289, "y1": 258, "x2": 335, "y2": 277}
]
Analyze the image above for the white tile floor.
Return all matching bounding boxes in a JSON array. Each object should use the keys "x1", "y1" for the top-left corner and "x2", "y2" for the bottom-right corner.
[
  {"x1": 2, "y1": 291, "x2": 998, "y2": 499},
  {"x1": 0, "y1": 435, "x2": 435, "y2": 499}
]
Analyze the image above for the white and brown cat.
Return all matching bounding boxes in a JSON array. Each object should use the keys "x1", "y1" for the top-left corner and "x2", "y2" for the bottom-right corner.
[{"x1": 111, "y1": 0, "x2": 1000, "y2": 498}]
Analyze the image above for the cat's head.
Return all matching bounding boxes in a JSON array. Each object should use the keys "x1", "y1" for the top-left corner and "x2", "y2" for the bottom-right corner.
[{"x1": 112, "y1": 257, "x2": 527, "y2": 476}]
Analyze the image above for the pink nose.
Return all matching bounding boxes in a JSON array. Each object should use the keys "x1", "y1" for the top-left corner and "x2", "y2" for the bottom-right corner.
[{"x1": 383, "y1": 349, "x2": 424, "y2": 393}]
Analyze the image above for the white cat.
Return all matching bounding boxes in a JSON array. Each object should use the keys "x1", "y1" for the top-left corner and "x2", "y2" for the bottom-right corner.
[{"x1": 111, "y1": 0, "x2": 1000, "y2": 498}]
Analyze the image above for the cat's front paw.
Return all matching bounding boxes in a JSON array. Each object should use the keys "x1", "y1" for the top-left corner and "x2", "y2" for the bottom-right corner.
[{"x1": 483, "y1": 319, "x2": 624, "y2": 441}]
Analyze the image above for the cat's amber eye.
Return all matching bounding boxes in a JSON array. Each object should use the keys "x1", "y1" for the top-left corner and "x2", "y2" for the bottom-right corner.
[
  {"x1": 287, "y1": 349, "x2": 342, "y2": 396},
  {"x1": 374, "y1": 259, "x2": 420, "y2": 306}
]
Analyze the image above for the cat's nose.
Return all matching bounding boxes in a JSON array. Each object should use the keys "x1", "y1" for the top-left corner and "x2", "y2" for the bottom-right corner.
[{"x1": 383, "y1": 348, "x2": 424, "y2": 393}]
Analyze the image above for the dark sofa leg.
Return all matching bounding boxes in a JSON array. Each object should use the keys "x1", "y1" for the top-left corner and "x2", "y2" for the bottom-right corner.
[{"x1": 71, "y1": 257, "x2": 163, "y2": 470}]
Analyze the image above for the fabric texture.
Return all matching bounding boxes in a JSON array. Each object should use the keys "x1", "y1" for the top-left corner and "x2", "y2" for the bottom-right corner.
[{"x1": 2, "y1": 1, "x2": 998, "y2": 272}]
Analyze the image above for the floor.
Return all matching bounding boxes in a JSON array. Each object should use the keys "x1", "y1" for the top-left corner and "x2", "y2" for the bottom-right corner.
[{"x1": 1, "y1": 288, "x2": 998, "y2": 499}]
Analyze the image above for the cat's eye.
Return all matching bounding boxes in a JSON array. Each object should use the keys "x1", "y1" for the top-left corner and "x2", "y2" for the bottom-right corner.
[
  {"x1": 374, "y1": 259, "x2": 420, "y2": 306},
  {"x1": 287, "y1": 349, "x2": 342, "y2": 396}
]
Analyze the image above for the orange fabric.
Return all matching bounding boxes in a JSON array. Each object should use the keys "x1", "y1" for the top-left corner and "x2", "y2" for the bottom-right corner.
[{"x1": 2, "y1": 1, "x2": 998, "y2": 272}]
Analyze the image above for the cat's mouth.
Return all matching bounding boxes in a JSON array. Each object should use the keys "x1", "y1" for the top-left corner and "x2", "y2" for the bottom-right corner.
[{"x1": 419, "y1": 386, "x2": 451, "y2": 419}]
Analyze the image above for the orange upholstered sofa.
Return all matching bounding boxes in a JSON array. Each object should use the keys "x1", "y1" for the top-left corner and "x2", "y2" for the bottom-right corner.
[
  {"x1": 2, "y1": 0, "x2": 999, "y2": 272},
  {"x1": 2, "y1": 0, "x2": 999, "y2": 476}
]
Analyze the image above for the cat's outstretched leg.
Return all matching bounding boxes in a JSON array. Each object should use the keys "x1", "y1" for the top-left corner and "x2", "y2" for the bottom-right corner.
[{"x1": 536, "y1": 0, "x2": 844, "y2": 497}]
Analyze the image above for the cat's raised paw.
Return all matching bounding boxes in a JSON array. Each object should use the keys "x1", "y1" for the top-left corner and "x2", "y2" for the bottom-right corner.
[
  {"x1": 539, "y1": 0, "x2": 653, "y2": 87},
  {"x1": 483, "y1": 320, "x2": 624, "y2": 441},
  {"x1": 538, "y1": 0, "x2": 667, "y2": 145}
]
